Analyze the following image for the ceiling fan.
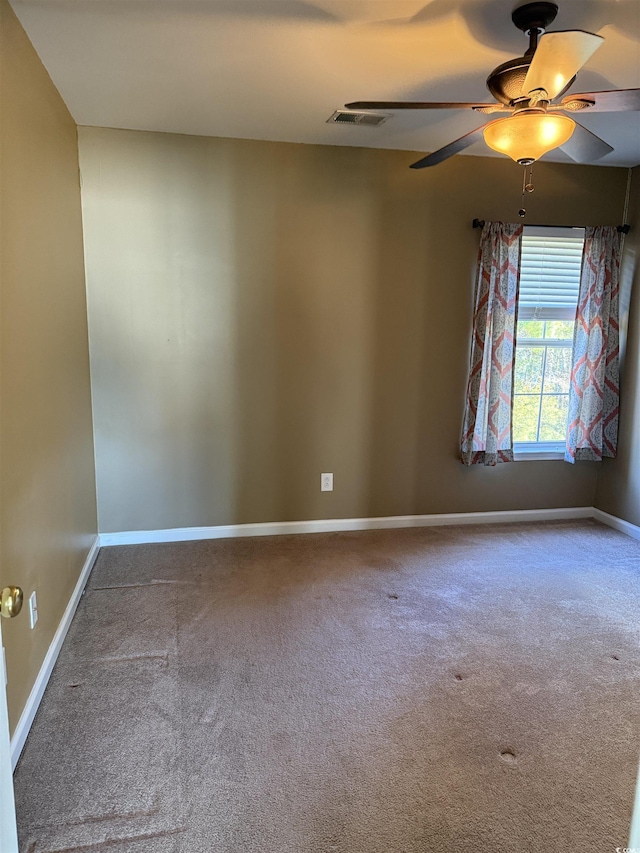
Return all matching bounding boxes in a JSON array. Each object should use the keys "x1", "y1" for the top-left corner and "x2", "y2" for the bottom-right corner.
[{"x1": 345, "y1": 1, "x2": 640, "y2": 169}]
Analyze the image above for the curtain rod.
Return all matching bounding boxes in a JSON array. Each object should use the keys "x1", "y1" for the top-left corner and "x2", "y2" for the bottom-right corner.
[{"x1": 472, "y1": 218, "x2": 630, "y2": 234}]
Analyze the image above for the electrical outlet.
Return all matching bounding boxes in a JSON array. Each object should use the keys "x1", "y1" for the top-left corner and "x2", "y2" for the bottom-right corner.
[
  {"x1": 29, "y1": 591, "x2": 38, "y2": 629},
  {"x1": 321, "y1": 473, "x2": 333, "y2": 492}
]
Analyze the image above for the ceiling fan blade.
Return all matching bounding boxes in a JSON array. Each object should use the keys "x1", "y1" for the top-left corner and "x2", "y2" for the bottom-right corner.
[
  {"x1": 561, "y1": 88, "x2": 640, "y2": 113},
  {"x1": 523, "y1": 31, "x2": 604, "y2": 101},
  {"x1": 409, "y1": 126, "x2": 486, "y2": 169},
  {"x1": 560, "y1": 121, "x2": 613, "y2": 163},
  {"x1": 345, "y1": 101, "x2": 498, "y2": 111}
]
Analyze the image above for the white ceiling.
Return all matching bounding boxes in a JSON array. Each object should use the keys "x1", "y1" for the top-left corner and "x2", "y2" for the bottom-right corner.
[{"x1": 10, "y1": 0, "x2": 640, "y2": 166}]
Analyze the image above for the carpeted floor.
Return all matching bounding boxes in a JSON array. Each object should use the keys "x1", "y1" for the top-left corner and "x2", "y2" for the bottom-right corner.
[{"x1": 14, "y1": 520, "x2": 640, "y2": 852}]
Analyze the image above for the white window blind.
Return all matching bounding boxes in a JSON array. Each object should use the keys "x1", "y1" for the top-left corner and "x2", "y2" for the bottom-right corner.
[{"x1": 518, "y1": 226, "x2": 585, "y2": 320}]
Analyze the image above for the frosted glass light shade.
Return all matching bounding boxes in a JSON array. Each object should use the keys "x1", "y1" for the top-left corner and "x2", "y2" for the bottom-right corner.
[{"x1": 483, "y1": 113, "x2": 576, "y2": 165}]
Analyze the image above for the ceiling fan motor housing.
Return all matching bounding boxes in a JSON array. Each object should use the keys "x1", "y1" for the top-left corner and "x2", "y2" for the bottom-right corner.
[
  {"x1": 486, "y1": 58, "x2": 576, "y2": 107},
  {"x1": 486, "y1": 57, "x2": 533, "y2": 105}
]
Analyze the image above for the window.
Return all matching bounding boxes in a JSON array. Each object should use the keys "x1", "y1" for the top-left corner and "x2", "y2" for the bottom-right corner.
[{"x1": 513, "y1": 226, "x2": 585, "y2": 459}]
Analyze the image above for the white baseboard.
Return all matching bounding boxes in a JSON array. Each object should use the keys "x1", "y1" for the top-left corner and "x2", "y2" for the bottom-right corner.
[
  {"x1": 98, "y1": 506, "x2": 595, "y2": 547},
  {"x1": 592, "y1": 507, "x2": 640, "y2": 541},
  {"x1": 10, "y1": 535, "x2": 100, "y2": 770}
]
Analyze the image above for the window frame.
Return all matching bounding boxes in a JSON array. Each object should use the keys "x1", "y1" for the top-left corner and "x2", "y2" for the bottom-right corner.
[{"x1": 513, "y1": 226, "x2": 585, "y2": 461}]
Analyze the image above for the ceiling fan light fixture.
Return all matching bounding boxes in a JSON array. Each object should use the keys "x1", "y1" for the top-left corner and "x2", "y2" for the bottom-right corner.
[{"x1": 482, "y1": 112, "x2": 575, "y2": 164}]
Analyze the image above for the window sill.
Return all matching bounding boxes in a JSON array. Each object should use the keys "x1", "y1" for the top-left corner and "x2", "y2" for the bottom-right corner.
[{"x1": 514, "y1": 442, "x2": 565, "y2": 461}]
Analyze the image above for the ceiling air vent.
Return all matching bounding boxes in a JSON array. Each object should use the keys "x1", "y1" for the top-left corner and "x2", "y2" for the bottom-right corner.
[{"x1": 327, "y1": 110, "x2": 389, "y2": 127}]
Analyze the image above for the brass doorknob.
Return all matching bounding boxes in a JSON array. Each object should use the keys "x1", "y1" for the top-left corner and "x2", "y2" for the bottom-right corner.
[{"x1": 0, "y1": 586, "x2": 23, "y2": 619}]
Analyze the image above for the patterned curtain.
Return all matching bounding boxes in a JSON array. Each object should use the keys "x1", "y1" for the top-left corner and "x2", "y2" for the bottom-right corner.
[
  {"x1": 565, "y1": 226, "x2": 623, "y2": 463},
  {"x1": 460, "y1": 222, "x2": 522, "y2": 466}
]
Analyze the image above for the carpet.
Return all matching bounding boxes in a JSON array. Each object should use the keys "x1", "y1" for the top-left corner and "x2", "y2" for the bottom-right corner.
[{"x1": 14, "y1": 520, "x2": 640, "y2": 851}]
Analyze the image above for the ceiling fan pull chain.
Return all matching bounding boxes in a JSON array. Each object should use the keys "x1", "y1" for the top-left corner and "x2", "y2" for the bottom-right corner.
[
  {"x1": 519, "y1": 163, "x2": 535, "y2": 218},
  {"x1": 526, "y1": 162, "x2": 535, "y2": 194}
]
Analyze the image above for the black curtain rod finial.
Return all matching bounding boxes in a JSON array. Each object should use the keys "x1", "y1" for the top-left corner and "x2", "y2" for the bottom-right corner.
[{"x1": 618, "y1": 224, "x2": 630, "y2": 234}]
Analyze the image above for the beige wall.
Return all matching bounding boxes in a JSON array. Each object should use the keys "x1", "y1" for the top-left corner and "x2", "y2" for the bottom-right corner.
[
  {"x1": 595, "y1": 167, "x2": 640, "y2": 525},
  {"x1": 1, "y1": 0, "x2": 97, "y2": 731},
  {"x1": 78, "y1": 126, "x2": 629, "y2": 534}
]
